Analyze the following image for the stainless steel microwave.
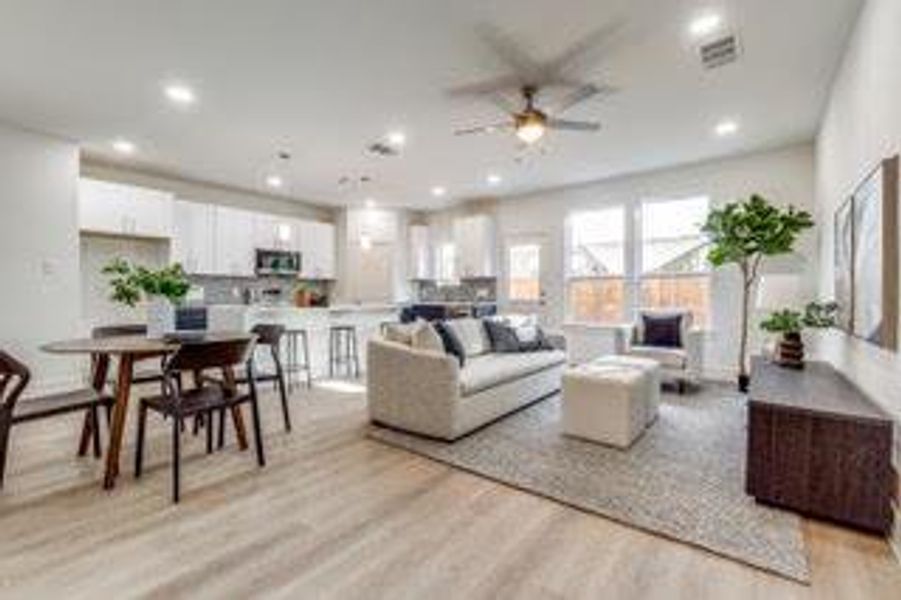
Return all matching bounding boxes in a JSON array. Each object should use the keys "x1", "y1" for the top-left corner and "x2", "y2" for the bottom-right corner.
[{"x1": 255, "y1": 249, "x2": 301, "y2": 276}]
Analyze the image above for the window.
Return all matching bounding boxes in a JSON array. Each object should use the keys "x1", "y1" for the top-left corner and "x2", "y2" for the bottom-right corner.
[
  {"x1": 566, "y1": 207, "x2": 626, "y2": 323},
  {"x1": 435, "y1": 242, "x2": 456, "y2": 283},
  {"x1": 564, "y1": 197, "x2": 711, "y2": 326},
  {"x1": 508, "y1": 243, "x2": 541, "y2": 302},
  {"x1": 639, "y1": 196, "x2": 710, "y2": 326}
]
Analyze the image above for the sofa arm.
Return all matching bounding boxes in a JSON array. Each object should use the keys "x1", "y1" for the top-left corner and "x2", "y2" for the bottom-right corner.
[
  {"x1": 683, "y1": 328, "x2": 704, "y2": 381},
  {"x1": 366, "y1": 338, "x2": 460, "y2": 439}
]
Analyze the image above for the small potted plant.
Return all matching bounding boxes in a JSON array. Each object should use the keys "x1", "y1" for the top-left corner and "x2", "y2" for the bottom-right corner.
[
  {"x1": 103, "y1": 258, "x2": 191, "y2": 338},
  {"x1": 759, "y1": 301, "x2": 838, "y2": 368}
]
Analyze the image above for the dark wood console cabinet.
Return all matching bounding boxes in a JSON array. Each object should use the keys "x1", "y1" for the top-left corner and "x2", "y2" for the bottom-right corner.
[{"x1": 746, "y1": 357, "x2": 895, "y2": 534}]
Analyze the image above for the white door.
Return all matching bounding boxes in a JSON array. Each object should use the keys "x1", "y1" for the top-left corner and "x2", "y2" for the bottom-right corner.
[{"x1": 504, "y1": 235, "x2": 552, "y2": 325}]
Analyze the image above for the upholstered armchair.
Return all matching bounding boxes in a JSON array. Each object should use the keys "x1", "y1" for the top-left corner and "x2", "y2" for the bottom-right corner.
[{"x1": 621, "y1": 309, "x2": 703, "y2": 392}]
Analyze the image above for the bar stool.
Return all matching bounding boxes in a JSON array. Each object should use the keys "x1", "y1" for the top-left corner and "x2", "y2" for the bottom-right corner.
[
  {"x1": 284, "y1": 328, "x2": 312, "y2": 390},
  {"x1": 329, "y1": 324, "x2": 360, "y2": 378}
]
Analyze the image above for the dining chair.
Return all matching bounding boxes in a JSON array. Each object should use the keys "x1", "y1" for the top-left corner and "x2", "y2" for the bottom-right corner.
[
  {"x1": 204, "y1": 323, "x2": 291, "y2": 433},
  {"x1": 134, "y1": 337, "x2": 265, "y2": 503},
  {"x1": 0, "y1": 350, "x2": 114, "y2": 488}
]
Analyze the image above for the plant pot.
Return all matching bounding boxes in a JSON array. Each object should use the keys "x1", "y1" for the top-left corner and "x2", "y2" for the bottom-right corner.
[
  {"x1": 775, "y1": 332, "x2": 804, "y2": 369},
  {"x1": 737, "y1": 373, "x2": 750, "y2": 393},
  {"x1": 146, "y1": 296, "x2": 175, "y2": 339}
]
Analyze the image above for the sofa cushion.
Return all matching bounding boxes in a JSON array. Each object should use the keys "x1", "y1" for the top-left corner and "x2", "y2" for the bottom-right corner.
[
  {"x1": 445, "y1": 317, "x2": 491, "y2": 358},
  {"x1": 459, "y1": 350, "x2": 566, "y2": 396},
  {"x1": 383, "y1": 321, "x2": 420, "y2": 345},
  {"x1": 626, "y1": 345, "x2": 687, "y2": 369}
]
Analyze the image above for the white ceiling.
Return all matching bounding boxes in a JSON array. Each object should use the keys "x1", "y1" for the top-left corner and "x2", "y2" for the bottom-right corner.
[{"x1": 0, "y1": 0, "x2": 861, "y2": 210}]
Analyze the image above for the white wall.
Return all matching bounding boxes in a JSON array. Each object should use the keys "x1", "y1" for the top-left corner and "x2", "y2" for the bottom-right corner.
[
  {"x1": 490, "y1": 143, "x2": 817, "y2": 380},
  {"x1": 0, "y1": 123, "x2": 83, "y2": 393},
  {"x1": 812, "y1": 0, "x2": 901, "y2": 424}
]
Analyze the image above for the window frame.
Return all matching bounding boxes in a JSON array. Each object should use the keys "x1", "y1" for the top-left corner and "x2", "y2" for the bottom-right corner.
[{"x1": 564, "y1": 196, "x2": 711, "y2": 328}]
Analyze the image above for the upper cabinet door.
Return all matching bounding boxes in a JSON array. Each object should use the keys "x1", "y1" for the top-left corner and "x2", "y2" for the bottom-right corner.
[
  {"x1": 453, "y1": 215, "x2": 496, "y2": 278},
  {"x1": 214, "y1": 206, "x2": 256, "y2": 277},
  {"x1": 172, "y1": 200, "x2": 215, "y2": 274},
  {"x1": 78, "y1": 178, "x2": 173, "y2": 238},
  {"x1": 253, "y1": 213, "x2": 296, "y2": 250},
  {"x1": 300, "y1": 221, "x2": 336, "y2": 279},
  {"x1": 409, "y1": 224, "x2": 432, "y2": 279}
]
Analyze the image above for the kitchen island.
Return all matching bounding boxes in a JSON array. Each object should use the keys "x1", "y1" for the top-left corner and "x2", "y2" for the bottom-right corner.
[{"x1": 208, "y1": 303, "x2": 400, "y2": 379}]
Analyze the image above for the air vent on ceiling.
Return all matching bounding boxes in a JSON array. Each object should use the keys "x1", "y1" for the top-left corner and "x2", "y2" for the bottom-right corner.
[
  {"x1": 366, "y1": 142, "x2": 399, "y2": 157},
  {"x1": 700, "y1": 34, "x2": 740, "y2": 69}
]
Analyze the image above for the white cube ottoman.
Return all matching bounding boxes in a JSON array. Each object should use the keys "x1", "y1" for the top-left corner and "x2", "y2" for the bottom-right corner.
[
  {"x1": 562, "y1": 363, "x2": 649, "y2": 448},
  {"x1": 591, "y1": 355, "x2": 661, "y2": 425}
]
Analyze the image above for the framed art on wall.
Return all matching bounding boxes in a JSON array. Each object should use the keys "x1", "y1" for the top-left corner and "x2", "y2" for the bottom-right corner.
[{"x1": 835, "y1": 155, "x2": 899, "y2": 350}]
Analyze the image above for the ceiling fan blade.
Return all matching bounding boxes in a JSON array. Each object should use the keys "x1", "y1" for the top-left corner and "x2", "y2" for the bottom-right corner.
[
  {"x1": 547, "y1": 119, "x2": 601, "y2": 132},
  {"x1": 554, "y1": 83, "x2": 618, "y2": 115},
  {"x1": 446, "y1": 75, "x2": 524, "y2": 98},
  {"x1": 545, "y1": 19, "x2": 627, "y2": 77},
  {"x1": 475, "y1": 23, "x2": 545, "y2": 83},
  {"x1": 454, "y1": 123, "x2": 511, "y2": 136}
]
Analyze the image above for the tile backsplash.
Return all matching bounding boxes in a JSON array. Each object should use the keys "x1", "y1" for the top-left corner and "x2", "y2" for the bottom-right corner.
[
  {"x1": 414, "y1": 277, "x2": 497, "y2": 302},
  {"x1": 190, "y1": 274, "x2": 331, "y2": 306}
]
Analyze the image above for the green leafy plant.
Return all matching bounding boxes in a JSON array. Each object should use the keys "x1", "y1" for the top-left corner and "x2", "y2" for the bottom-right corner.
[
  {"x1": 102, "y1": 258, "x2": 190, "y2": 307},
  {"x1": 701, "y1": 194, "x2": 814, "y2": 387},
  {"x1": 760, "y1": 301, "x2": 839, "y2": 334}
]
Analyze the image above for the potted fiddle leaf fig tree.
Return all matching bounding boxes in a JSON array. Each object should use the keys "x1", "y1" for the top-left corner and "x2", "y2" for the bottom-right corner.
[
  {"x1": 103, "y1": 258, "x2": 190, "y2": 338},
  {"x1": 701, "y1": 194, "x2": 814, "y2": 391},
  {"x1": 760, "y1": 301, "x2": 838, "y2": 369}
]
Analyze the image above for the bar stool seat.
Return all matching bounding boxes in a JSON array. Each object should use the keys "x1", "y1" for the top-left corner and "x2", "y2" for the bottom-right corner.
[
  {"x1": 284, "y1": 328, "x2": 312, "y2": 390},
  {"x1": 329, "y1": 324, "x2": 360, "y2": 379}
]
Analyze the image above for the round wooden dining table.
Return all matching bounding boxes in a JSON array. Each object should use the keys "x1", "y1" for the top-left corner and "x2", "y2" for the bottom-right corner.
[{"x1": 41, "y1": 331, "x2": 255, "y2": 490}]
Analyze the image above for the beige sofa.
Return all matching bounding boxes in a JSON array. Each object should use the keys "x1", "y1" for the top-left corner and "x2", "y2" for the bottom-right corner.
[{"x1": 367, "y1": 326, "x2": 566, "y2": 440}]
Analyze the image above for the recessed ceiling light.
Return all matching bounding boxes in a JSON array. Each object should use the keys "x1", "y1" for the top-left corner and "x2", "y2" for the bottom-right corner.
[
  {"x1": 689, "y1": 13, "x2": 723, "y2": 38},
  {"x1": 265, "y1": 175, "x2": 284, "y2": 189},
  {"x1": 164, "y1": 84, "x2": 196, "y2": 106},
  {"x1": 486, "y1": 174, "x2": 502, "y2": 186},
  {"x1": 715, "y1": 119, "x2": 739, "y2": 137},
  {"x1": 112, "y1": 139, "x2": 136, "y2": 155},
  {"x1": 364, "y1": 198, "x2": 376, "y2": 208},
  {"x1": 387, "y1": 131, "x2": 406, "y2": 147},
  {"x1": 431, "y1": 186, "x2": 447, "y2": 197}
]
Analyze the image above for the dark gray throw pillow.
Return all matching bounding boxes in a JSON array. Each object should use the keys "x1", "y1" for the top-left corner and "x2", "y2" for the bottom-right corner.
[
  {"x1": 433, "y1": 321, "x2": 466, "y2": 366},
  {"x1": 485, "y1": 319, "x2": 555, "y2": 353},
  {"x1": 484, "y1": 319, "x2": 521, "y2": 353},
  {"x1": 642, "y1": 313, "x2": 683, "y2": 348}
]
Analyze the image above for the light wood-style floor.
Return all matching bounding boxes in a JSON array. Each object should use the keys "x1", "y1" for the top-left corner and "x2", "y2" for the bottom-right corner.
[{"x1": 0, "y1": 381, "x2": 898, "y2": 599}]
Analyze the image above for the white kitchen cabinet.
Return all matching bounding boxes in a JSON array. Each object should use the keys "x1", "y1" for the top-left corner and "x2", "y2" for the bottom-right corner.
[
  {"x1": 409, "y1": 224, "x2": 432, "y2": 279},
  {"x1": 78, "y1": 178, "x2": 173, "y2": 238},
  {"x1": 253, "y1": 213, "x2": 296, "y2": 251},
  {"x1": 213, "y1": 206, "x2": 256, "y2": 277},
  {"x1": 453, "y1": 214, "x2": 496, "y2": 278},
  {"x1": 171, "y1": 200, "x2": 215, "y2": 274},
  {"x1": 300, "y1": 221, "x2": 336, "y2": 279}
]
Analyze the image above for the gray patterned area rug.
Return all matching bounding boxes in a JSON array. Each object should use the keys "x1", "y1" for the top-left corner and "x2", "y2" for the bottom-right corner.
[{"x1": 368, "y1": 385, "x2": 809, "y2": 583}]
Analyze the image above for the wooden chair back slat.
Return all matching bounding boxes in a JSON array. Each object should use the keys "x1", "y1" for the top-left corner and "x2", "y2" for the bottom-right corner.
[
  {"x1": 0, "y1": 351, "x2": 31, "y2": 413},
  {"x1": 92, "y1": 324, "x2": 148, "y2": 338},
  {"x1": 164, "y1": 339, "x2": 255, "y2": 374}
]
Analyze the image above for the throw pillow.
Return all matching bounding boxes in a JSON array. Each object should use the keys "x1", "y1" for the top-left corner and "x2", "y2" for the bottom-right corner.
[
  {"x1": 383, "y1": 321, "x2": 419, "y2": 346},
  {"x1": 484, "y1": 319, "x2": 521, "y2": 353},
  {"x1": 433, "y1": 321, "x2": 466, "y2": 366},
  {"x1": 411, "y1": 322, "x2": 445, "y2": 353},
  {"x1": 444, "y1": 317, "x2": 491, "y2": 358},
  {"x1": 642, "y1": 313, "x2": 683, "y2": 348}
]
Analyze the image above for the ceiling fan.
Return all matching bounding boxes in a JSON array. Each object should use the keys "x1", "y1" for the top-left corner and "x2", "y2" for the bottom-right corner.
[
  {"x1": 455, "y1": 83, "x2": 614, "y2": 145},
  {"x1": 450, "y1": 22, "x2": 623, "y2": 145}
]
